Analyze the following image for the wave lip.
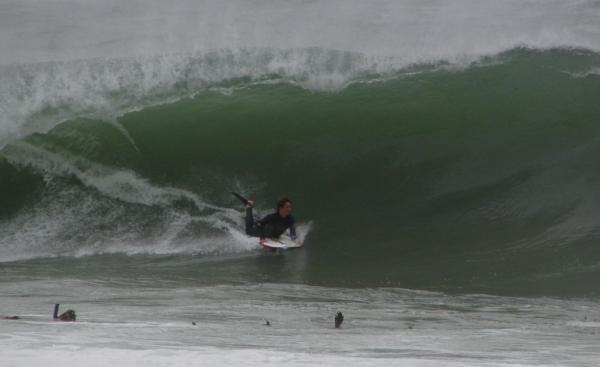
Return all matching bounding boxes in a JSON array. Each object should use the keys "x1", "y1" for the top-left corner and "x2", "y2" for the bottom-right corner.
[
  {"x1": 3, "y1": 42, "x2": 600, "y2": 148},
  {"x1": 0, "y1": 48, "x2": 398, "y2": 147}
]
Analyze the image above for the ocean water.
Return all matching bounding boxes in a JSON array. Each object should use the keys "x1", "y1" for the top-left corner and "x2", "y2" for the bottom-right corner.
[{"x1": 2, "y1": 1, "x2": 600, "y2": 366}]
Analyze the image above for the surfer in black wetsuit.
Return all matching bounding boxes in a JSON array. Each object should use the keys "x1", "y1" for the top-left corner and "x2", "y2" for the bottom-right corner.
[
  {"x1": 244, "y1": 197, "x2": 296, "y2": 241},
  {"x1": 2, "y1": 304, "x2": 75, "y2": 322}
]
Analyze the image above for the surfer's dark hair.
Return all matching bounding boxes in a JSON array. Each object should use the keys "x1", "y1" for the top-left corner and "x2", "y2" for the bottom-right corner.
[{"x1": 277, "y1": 197, "x2": 292, "y2": 210}]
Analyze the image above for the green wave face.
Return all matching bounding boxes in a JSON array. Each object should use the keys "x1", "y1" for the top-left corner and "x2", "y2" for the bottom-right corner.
[{"x1": 2, "y1": 48, "x2": 600, "y2": 295}]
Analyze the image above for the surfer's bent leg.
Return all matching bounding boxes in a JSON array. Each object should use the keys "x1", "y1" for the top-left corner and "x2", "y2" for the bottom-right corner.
[{"x1": 245, "y1": 208, "x2": 261, "y2": 237}]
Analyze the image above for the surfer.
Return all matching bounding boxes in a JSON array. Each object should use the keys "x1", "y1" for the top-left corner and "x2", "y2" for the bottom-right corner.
[
  {"x1": 234, "y1": 193, "x2": 296, "y2": 240},
  {"x1": 53, "y1": 304, "x2": 76, "y2": 321},
  {"x1": 2, "y1": 304, "x2": 75, "y2": 322},
  {"x1": 335, "y1": 312, "x2": 344, "y2": 328}
]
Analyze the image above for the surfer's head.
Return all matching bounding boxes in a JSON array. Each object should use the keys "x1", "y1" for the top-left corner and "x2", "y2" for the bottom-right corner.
[
  {"x1": 277, "y1": 197, "x2": 292, "y2": 218},
  {"x1": 59, "y1": 310, "x2": 76, "y2": 322}
]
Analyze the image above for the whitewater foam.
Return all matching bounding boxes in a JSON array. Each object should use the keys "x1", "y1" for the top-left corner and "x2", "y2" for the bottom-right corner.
[
  {"x1": 0, "y1": 141, "x2": 246, "y2": 261},
  {"x1": 1, "y1": 283, "x2": 599, "y2": 367}
]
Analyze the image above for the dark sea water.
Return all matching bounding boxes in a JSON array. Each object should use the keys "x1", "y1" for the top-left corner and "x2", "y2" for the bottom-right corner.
[
  {"x1": 1, "y1": 1, "x2": 600, "y2": 366},
  {"x1": 3, "y1": 48, "x2": 600, "y2": 296}
]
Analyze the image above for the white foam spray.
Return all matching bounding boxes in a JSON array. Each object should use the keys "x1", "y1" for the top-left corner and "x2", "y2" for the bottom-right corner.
[{"x1": 0, "y1": 141, "x2": 312, "y2": 262}]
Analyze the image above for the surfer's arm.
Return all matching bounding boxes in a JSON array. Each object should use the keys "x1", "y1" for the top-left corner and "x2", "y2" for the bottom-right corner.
[
  {"x1": 255, "y1": 214, "x2": 271, "y2": 239},
  {"x1": 289, "y1": 220, "x2": 297, "y2": 240}
]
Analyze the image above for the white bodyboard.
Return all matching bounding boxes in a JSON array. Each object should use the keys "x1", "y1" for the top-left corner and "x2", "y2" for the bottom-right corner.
[{"x1": 260, "y1": 235, "x2": 303, "y2": 250}]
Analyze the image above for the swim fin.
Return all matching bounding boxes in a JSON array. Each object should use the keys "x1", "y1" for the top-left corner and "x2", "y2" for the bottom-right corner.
[{"x1": 231, "y1": 192, "x2": 250, "y2": 206}]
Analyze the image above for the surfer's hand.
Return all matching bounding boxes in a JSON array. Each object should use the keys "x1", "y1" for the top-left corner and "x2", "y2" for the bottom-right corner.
[{"x1": 245, "y1": 200, "x2": 254, "y2": 208}]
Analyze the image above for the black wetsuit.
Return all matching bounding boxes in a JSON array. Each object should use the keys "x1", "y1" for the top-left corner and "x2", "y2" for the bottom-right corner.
[{"x1": 245, "y1": 208, "x2": 296, "y2": 239}]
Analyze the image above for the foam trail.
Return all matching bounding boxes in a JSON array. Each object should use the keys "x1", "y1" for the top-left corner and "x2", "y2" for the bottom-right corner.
[
  {"x1": 0, "y1": 142, "x2": 241, "y2": 261},
  {"x1": 2, "y1": 141, "x2": 219, "y2": 211},
  {"x1": 0, "y1": 141, "x2": 311, "y2": 261}
]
